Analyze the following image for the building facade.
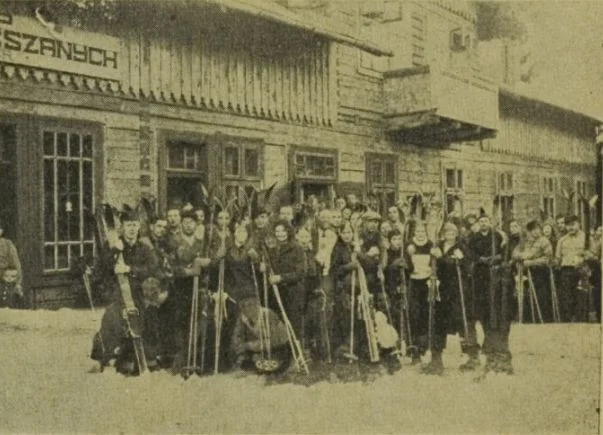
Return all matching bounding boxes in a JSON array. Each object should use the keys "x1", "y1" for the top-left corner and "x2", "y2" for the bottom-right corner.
[{"x1": 0, "y1": 1, "x2": 598, "y2": 307}]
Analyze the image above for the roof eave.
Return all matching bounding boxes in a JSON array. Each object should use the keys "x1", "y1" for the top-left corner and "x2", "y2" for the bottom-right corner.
[{"x1": 205, "y1": 0, "x2": 393, "y2": 57}]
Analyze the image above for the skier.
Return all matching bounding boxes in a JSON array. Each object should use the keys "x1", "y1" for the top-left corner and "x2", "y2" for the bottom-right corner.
[
  {"x1": 405, "y1": 222, "x2": 435, "y2": 364},
  {"x1": 467, "y1": 210, "x2": 514, "y2": 375},
  {"x1": 91, "y1": 276, "x2": 168, "y2": 374}
]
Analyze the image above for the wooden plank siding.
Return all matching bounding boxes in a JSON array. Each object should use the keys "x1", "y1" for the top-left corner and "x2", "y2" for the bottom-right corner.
[
  {"x1": 483, "y1": 103, "x2": 597, "y2": 166},
  {"x1": 117, "y1": 30, "x2": 336, "y2": 127}
]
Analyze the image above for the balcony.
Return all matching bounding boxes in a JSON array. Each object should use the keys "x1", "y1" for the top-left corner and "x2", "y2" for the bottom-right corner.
[{"x1": 383, "y1": 65, "x2": 498, "y2": 144}]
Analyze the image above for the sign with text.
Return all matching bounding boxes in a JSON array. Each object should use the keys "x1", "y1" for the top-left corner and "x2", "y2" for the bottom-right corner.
[{"x1": 0, "y1": 13, "x2": 120, "y2": 81}]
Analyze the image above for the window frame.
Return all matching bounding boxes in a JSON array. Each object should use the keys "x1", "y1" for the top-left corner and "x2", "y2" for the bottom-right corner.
[
  {"x1": 366, "y1": 152, "x2": 398, "y2": 214},
  {"x1": 496, "y1": 171, "x2": 514, "y2": 225},
  {"x1": 541, "y1": 175, "x2": 557, "y2": 221},
  {"x1": 39, "y1": 123, "x2": 101, "y2": 274},
  {"x1": 166, "y1": 139, "x2": 207, "y2": 175},
  {"x1": 221, "y1": 140, "x2": 263, "y2": 181},
  {"x1": 291, "y1": 146, "x2": 338, "y2": 183},
  {"x1": 443, "y1": 166, "x2": 464, "y2": 216}
]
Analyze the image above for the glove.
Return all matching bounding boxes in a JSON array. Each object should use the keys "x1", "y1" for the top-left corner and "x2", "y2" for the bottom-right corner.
[
  {"x1": 247, "y1": 248, "x2": 259, "y2": 261},
  {"x1": 430, "y1": 247, "x2": 443, "y2": 258},
  {"x1": 194, "y1": 257, "x2": 211, "y2": 268},
  {"x1": 269, "y1": 274, "x2": 281, "y2": 285},
  {"x1": 452, "y1": 249, "x2": 464, "y2": 260},
  {"x1": 114, "y1": 262, "x2": 131, "y2": 275}
]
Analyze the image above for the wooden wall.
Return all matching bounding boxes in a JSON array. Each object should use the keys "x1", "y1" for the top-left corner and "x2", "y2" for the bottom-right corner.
[{"x1": 118, "y1": 26, "x2": 336, "y2": 127}]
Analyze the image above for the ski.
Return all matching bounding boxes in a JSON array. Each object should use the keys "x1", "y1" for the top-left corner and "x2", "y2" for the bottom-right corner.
[{"x1": 95, "y1": 204, "x2": 148, "y2": 376}]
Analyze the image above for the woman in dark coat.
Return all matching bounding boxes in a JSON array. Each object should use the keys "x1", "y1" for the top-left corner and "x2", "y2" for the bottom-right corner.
[
  {"x1": 424, "y1": 222, "x2": 472, "y2": 375},
  {"x1": 329, "y1": 222, "x2": 358, "y2": 356},
  {"x1": 264, "y1": 220, "x2": 306, "y2": 341},
  {"x1": 219, "y1": 224, "x2": 262, "y2": 369},
  {"x1": 383, "y1": 229, "x2": 406, "y2": 344}
]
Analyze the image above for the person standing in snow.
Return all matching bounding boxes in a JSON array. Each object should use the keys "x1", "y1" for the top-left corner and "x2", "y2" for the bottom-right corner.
[
  {"x1": 466, "y1": 210, "x2": 514, "y2": 375},
  {"x1": 0, "y1": 219, "x2": 23, "y2": 303}
]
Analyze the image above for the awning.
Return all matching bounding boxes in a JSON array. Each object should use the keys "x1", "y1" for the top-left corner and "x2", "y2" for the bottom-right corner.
[{"x1": 203, "y1": 0, "x2": 393, "y2": 57}]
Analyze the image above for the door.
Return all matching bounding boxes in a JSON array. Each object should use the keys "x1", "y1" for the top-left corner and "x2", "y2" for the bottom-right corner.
[{"x1": 0, "y1": 123, "x2": 17, "y2": 242}]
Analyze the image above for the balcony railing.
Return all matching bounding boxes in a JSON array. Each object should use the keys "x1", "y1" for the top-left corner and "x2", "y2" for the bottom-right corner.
[{"x1": 383, "y1": 64, "x2": 498, "y2": 144}]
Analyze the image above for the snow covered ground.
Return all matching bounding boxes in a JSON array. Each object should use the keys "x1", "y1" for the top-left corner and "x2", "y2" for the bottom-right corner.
[{"x1": 0, "y1": 308, "x2": 600, "y2": 434}]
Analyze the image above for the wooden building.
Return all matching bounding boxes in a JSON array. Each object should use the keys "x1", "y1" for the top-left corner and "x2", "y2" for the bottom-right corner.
[{"x1": 0, "y1": 1, "x2": 598, "y2": 307}]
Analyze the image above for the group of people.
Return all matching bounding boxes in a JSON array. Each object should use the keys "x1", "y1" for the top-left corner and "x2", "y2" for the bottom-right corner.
[{"x1": 89, "y1": 192, "x2": 602, "y2": 379}]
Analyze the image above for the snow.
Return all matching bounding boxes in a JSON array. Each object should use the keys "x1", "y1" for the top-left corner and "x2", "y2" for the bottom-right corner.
[{"x1": 0, "y1": 308, "x2": 600, "y2": 434}]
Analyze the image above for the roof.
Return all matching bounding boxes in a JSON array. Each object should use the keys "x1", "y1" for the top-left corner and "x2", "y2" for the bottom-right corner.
[
  {"x1": 203, "y1": 0, "x2": 393, "y2": 57},
  {"x1": 500, "y1": 84, "x2": 602, "y2": 125}
]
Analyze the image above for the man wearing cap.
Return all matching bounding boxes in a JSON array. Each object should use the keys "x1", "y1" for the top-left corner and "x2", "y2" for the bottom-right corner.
[
  {"x1": 164, "y1": 209, "x2": 212, "y2": 370},
  {"x1": 555, "y1": 215, "x2": 586, "y2": 322},
  {"x1": 115, "y1": 210, "x2": 160, "y2": 307},
  {"x1": 467, "y1": 209, "x2": 513, "y2": 374}
]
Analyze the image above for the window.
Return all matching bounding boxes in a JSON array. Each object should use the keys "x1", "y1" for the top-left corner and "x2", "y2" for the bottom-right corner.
[
  {"x1": 444, "y1": 167, "x2": 464, "y2": 215},
  {"x1": 367, "y1": 154, "x2": 397, "y2": 214},
  {"x1": 497, "y1": 172, "x2": 514, "y2": 224},
  {"x1": 168, "y1": 141, "x2": 205, "y2": 172},
  {"x1": 223, "y1": 142, "x2": 262, "y2": 206},
  {"x1": 43, "y1": 130, "x2": 95, "y2": 272},
  {"x1": 223, "y1": 143, "x2": 261, "y2": 180},
  {"x1": 541, "y1": 176, "x2": 556, "y2": 221},
  {"x1": 291, "y1": 148, "x2": 338, "y2": 205},
  {"x1": 165, "y1": 139, "x2": 208, "y2": 208},
  {"x1": 294, "y1": 151, "x2": 336, "y2": 180}
]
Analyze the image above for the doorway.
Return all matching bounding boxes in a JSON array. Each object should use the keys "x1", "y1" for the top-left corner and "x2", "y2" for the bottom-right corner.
[{"x1": 0, "y1": 123, "x2": 17, "y2": 242}]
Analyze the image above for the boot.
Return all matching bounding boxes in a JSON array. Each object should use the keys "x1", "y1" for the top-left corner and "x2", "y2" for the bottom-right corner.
[
  {"x1": 486, "y1": 354, "x2": 514, "y2": 375},
  {"x1": 409, "y1": 347, "x2": 421, "y2": 365},
  {"x1": 421, "y1": 351, "x2": 444, "y2": 375},
  {"x1": 459, "y1": 355, "x2": 480, "y2": 372}
]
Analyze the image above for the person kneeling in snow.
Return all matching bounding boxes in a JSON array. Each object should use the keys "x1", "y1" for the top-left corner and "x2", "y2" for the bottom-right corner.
[
  {"x1": 90, "y1": 277, "x2": 168, "y2": 374},
  {"x1": 230, "y1": 298, "x2": 291, "y2": 374}
]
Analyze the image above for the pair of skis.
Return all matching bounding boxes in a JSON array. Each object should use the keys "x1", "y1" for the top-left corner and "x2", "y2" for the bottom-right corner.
[{"x1": 95, "y1": 204, "x2": 148, "y2": 375}]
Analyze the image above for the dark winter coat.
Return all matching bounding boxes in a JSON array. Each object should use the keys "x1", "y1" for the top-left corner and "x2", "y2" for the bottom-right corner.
[
  {"x1": 435, "y1": 242, "x2": 470, "y2": 335},
  {"x1": 90, "y1": 300, "x2": 162, "y2": 366},
  {"x1": 266, "y1": 240, "x2": 306, "y2": 335},
  {"x1": 224, "y1": 242, "x2": 261, "y2": 302},
  {"x1": 384, "y1": 247, "x2": 406, "y2": 295}
]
